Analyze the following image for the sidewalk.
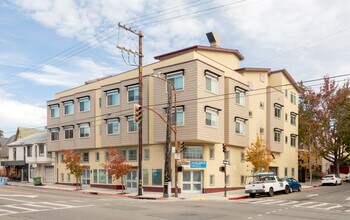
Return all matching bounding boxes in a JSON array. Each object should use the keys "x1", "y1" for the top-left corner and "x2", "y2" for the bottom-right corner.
[
  {"x1": 5, "y1": 181, "x2": 321, "y2": 201},
  {"x1": 5, "y1": 181, "x2": 248, "y2": 201}
]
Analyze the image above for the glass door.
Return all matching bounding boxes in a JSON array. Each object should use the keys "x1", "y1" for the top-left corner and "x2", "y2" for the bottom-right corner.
[
  {"x1": 82, "y1": 168, "x2": 90, "y2": 187},
  {"x1": 126, "y1": 170, "x2": 138, "y2": 190},
  {"x1": 182, "y1": 170, "x2": 202, "y2": 193}
]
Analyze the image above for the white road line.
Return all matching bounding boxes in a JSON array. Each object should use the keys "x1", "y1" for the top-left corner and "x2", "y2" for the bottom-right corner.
[
  {"x1": 264, "y1": 200, "x2": 286, "y2": 204},
  {"x1": 24, "y1": 203, "x2": 52, "y2": 208},
  {"x1": 71, "y1": 200, "x2": 84, "y2": 203},
  {"x1": 346, "y1": 197, "x2": 350, "y2": 201},
  {"x1": 0, "y1": 197, "x2": 27, "y2": 203},
  {"x1": 278, "y1": 201, "x2": 299, "y2": 205},
  {"x1": 321, "y1": 205, "x2": 342, "y2": 210},
  {"x1": 306, "y1": 194, "x2": 318, "y2": 198},
  {"x1": 306, "y1": 203, "x2": 330, "y2": 208},
  {"x1": 39, "y1": 202, "x2": 74, "y2": 208},
  {"x1": 251, "y1": 199, "x2": 276, "y2": 204},
  {"x1": 0, "y1": 208, "x2": 17, "y2": 214},
  {"x1": 4, "y1": 205, "x2": 38, "y2": 212},
  {"x1": 294, "y1": 202, "x2": 315, "y2": 207},
  {"x1": 0, "y1": 195, "x2": 37, "y2": 198}
]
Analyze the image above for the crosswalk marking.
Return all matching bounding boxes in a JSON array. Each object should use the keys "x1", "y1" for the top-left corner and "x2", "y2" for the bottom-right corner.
[
  {"x1": 39, "y1": 202, "x2": 74, "y2": 207},
  {"x1": 294, "y1": 202, "x2": 315, "y2": 207},
  {"x1": 0, "y1": 208, "x2": 17, "y2": 214},
  {"x1": 307, "y1": 203, "x2": 329, "y2": 208},
  {"x1": 322, "y1": 205, "x2": 342, "y2": 210},
  {"x1": 4, "y1": 205, "x2": 38, "y2": 212},
  {"x1": 264, "y1": 200, "x2": 286, "y2": 204},
  {"x1": 234, "y1": 199, "x2": 346, "y2": 212},
  {"x1": 24, "y1": 203, "x2": 53, "y2": 208},
  {"x1": 279, "y1": 201, "x2": 299, "y2": 205}
]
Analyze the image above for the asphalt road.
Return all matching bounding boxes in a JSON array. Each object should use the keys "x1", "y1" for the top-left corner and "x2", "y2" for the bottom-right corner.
[{"x1": 0, "y1": 183, "x2": 349, "y2": 220}]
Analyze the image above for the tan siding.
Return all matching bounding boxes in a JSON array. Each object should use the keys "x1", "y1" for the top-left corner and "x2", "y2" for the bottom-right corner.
[{"x1": 267, "y1": 87, "x2": 284, "y2": 152}]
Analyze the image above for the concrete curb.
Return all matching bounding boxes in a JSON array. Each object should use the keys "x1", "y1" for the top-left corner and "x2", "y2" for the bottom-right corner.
[
  {"x1": 6, "y1": 183, "x2": 167, "y2": 200},
  {"x1": 228, "y1": 195, "x2": 249, "y2": 200}
]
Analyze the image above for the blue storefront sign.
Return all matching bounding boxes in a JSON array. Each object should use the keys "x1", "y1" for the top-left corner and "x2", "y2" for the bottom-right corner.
[{"x1": 190, "y1": 161, "x2": 206, "y2": 168}]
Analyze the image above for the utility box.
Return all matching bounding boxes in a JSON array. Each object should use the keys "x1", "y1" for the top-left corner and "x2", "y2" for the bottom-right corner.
[{"x1": 164, "y1": 181, "x2": 171, "y2": 198}]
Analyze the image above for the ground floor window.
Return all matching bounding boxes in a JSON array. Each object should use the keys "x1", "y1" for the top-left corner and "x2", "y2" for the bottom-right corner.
[
  {"x1": 143, "y1": 169, "x2": 149, "y2": 185},
  {"x1": 67, "y1": 174, "x2": 70, "y2": 182},
  {"x1": 291, "y1": 168, "x2": 295, "y2": 177},
  {"x1": 60, "y1": 173, "x2": 64, "y2": 182},
  {"x1": 210, "y1": 175, "x2": 215, "y2": 186},
  {"x1": 152, "y1": 169, "x2": 162, "y2": 186}
]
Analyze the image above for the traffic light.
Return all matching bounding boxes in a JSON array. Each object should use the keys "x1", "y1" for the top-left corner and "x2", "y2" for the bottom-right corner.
[
  {"x1": 134, "y1": 104, "x2": 142, "y2": 123},
  {"x1": 180, "y1": 142, "x2": 186, "y2": 152},
  {"x1": 222, "y1": 143, "x2": 227, "y2": 153},
  {"x1": 177, "y1": 166, "x2": 183, "y2": 172},
  {"x1": 219, "y1": 166, "x2": 226, "y2": 172}
]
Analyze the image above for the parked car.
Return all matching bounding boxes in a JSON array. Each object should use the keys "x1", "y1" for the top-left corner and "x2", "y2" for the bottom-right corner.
[
  {"x1": 245, "y1": 172, "x2": 290, "y2": 198},
  {"x1": 282, "y1": 178, "x2": 301, "y2": 192},
  {"x1": 321, "y1": 174, "x2": 342, "y2": 185},
  {"x1": 345, "y1": 173, "x2": 350, "y2": 182}
]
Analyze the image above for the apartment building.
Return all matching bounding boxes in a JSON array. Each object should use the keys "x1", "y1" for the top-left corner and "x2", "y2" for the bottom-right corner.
[{"x1": 47, "y1": 39, "x2": 299, "y2": 193}]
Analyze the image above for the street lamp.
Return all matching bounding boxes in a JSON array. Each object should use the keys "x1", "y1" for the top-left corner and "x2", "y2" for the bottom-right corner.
[{"x1": 149, "y1": 72, "x2": 179, "y2": 198}]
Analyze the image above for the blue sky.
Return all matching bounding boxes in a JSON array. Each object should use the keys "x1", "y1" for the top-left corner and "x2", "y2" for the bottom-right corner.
[{"x1": 1, "y1": 0, "x2": 350, "y2": 137}]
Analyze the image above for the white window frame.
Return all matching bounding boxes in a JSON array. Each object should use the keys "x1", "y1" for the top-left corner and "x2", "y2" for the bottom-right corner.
[
  {"x1": 235, "y1": 88, "x2": 245, "y2": 106},
  {"x1": 144, "y1": 149, "x2": 150, "y2": 160},
  {"x1": 210, "y1": 175, "x2": 215, "y2": 186},
  {"x1": 209, "y1": 148, "x2": 215, "y2": 160},
  {"x1": 50, "y1": 128, "x2": 59, "y2": 141},
  {"x1": 63, "y1": 101, "x2": 74, "y2": 115},
  {"x1": 274, "y1": 105, "x2": 281, "y2": 118},
  {"x1": 79, "y1": 123, "x2": 90, "y2": 138},
  {"x1": 38, "y1": 144, "x2": 45, "y2": 157},
  {"x1": 95, "y1": 152, "x2": 100, "y2": 162},
  {"x1": 260, "y1": 74, "x2": 265, "y2": 82},
  {"x1": 79, "y1": 97, "x2": 90, "y2": 112},
  {"x1": 107, "y1": 119, "x2": 120, "y2": 135},
  {"x1": 166, "y1": 71, "x2": 184, "y2": 91},
  {"x1": 127, "y1": 149, "x2": 137, "y2": 161},
  {"x1": 127, "y1": 85, "x2": 139, "y2": 103},
  {"x1": 235, "y1": 118, "x2": 245, "y2": 135},
  {"x1": 291, "y1": 135, "x2": 297, "y2": 147},
  {"x1": 183, "y1": 146, "x2": 203, "y2": 160},
  {"x1": 106, "y1": 90, "x2": 120, "y2": 106},
  {"x1": 82, "y1": 152, "x2": 89, "y2": 163},
  {"x1": 274, "y1": 130, "x2": 281, "y2": 142},
  {"x1": 171, "y1": 106, "x2": 184, "y2": 126},
  {"x1": 205, "y1": 72, "x2": 218, "y2": 93},
  {"x1": 291, "y1": 92, "x2": 297, "y2": 104},
  {"x1": 64, "y1": 126, "x2": 74, "y2": 140},
  {"x1": 127, "y1": 116, "x2": 138, "y2": 133},
  {"x1": 291, "y1": 113, "x2": 297, "y2": 125},
  {"x1": 50, "y1": 104, "x2": 59, "y2": 118},
  {"x1": 205, "y1": 107, "x2": 218, "y2": 127}
]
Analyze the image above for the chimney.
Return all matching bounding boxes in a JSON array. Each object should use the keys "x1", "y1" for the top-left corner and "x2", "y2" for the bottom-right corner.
[{"x1": 206, "y1": 32, "x2": 220, "y2": 48}]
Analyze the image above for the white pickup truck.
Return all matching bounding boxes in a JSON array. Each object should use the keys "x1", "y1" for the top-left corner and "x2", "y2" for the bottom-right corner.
[{"x1": 245, "y1": 173, "x2": 291, "y2": 198}]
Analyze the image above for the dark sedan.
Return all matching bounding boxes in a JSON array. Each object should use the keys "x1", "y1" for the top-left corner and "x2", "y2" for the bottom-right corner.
[{"x1": 282, "y1": 177, "x2": 302, "y2": 192}]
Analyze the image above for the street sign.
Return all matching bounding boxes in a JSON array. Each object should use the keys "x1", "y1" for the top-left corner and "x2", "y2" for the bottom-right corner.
[
  {"x1": 190, "y1": 161, "x2": 206, "y2": 168},
  {"x1": 174, "y1": 153, "x2": 181, "y2": 160},
  {"x1": 223, "y1": 160, "x2": 230, "y2": 165}
]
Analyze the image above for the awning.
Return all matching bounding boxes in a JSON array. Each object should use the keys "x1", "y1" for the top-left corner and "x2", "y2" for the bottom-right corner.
[{"x1": 1, "y1": 160, "x2": 26, "y2": 166}]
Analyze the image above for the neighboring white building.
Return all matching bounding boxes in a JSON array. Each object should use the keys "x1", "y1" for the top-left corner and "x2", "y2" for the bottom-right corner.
[{"x1": 6, "y1": 131, "x2": 55, "y2": 183}]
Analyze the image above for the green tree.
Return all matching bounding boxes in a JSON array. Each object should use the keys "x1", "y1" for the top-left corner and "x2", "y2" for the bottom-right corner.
[
  {"x1": 62, "y1": 150, "x2": 87, "y2": 190},
  {"x1": 245, "y1": 135, "x2": 274, "y2": 173},
  {"x1": 101, "y1": 149, "x2": 132, "y2": 194}
]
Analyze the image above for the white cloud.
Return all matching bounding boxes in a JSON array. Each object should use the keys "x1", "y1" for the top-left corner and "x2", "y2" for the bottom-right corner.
[
  {"x1": 19, "y1": 58, "x2": 119, "y2": 87},
  {"x1": 0, "y1": 90, "x2": 46, "y2": 136}
]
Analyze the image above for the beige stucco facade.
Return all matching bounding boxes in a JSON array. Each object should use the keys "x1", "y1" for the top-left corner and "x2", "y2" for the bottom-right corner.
[{"x1": 47, "y1": 45, "x2": 299, "y2": 193}]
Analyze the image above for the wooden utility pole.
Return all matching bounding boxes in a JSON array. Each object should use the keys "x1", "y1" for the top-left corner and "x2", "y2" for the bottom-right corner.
[
  {"x1": 117, "y1": 23, "x2": 143, "y2": 196},
  {"x1": 164, "y1": 83, "x2": 172, "y2": 198}
]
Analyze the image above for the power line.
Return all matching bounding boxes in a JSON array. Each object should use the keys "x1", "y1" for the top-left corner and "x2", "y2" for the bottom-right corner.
[{"x1": 3, "y1": 71, "x2": 349, "y2": 135}]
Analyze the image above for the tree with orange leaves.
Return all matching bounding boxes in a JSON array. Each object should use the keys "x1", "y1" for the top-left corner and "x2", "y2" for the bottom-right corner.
[
  {"x1": 245, "y1": 135, "x2": 274, "y2": 173},
  {"x1": 62, "y1": 150, "x2": 87, "y2": 190},
  {"x1": 101, "y1": 149, "x2": 132, "y2": 194}
]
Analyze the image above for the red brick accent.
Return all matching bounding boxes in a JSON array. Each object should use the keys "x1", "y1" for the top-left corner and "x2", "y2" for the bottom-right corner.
[
  {"x1": 142, "y1": 186, "x2": 181, "y2": 193},
  {"x1": 56, "y1": 182, "x2": 80, "y2": 186},
  {"x1": 203, "y1": 187, "x2": 244, "y2": 193},
  {"x1": 90, "y1": 184, "x2": 125, "y2": 190}
]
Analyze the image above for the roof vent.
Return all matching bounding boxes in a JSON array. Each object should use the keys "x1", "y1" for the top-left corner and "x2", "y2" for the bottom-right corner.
[{"x1": 206, "y1": 32, "x2": 220, "y2": 48}]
